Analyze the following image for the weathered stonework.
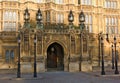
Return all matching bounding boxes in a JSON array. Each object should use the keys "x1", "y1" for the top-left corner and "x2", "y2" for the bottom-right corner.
[{"x1": 0, "y1": 0, "x2": 120, "y2": 73}]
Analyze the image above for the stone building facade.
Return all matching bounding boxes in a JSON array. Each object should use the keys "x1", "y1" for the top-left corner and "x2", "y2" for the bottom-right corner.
[{"x1": 0, "y1": 0, "x2": 120, "y2": 73}]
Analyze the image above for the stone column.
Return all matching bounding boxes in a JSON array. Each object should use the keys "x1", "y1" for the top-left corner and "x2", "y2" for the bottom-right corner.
[{"x1": 81, "y1": 30, "x2": 92, "y2": 72}]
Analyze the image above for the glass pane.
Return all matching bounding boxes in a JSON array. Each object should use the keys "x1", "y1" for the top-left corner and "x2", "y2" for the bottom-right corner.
[
  {"x1": 106, "y1": 26, "x2": 109, "y2": 33},
  {"x1": 13, "y1": 23, "x2": 16, "y2": 31},
  {"x1": 111, "y1": 27, "x2": 115, "y2": 34},
  {"x1": 108, "y1": 1, "x2": 110, "y2": 8},
  {"x1": 52, "y1": 12, "x2": 56, "y2": 22},
  {"x1": 89, "y1": 15, "x2": 92, "y2": 24},
  {"x1": 81, "y1": 0, "x2": 84, "y2": 4},
  {"x1": 114, "y1": 2, "x2": 117, "y2": 8},
  {"x1": 60, "y1": 0, "x2": 63, "y2": 4},
  {"x1": 105, "y1": 1, "x2": 107, "y2": 8},
  {"x1": 106, "y1": 18, "x2": 108, "y2": 25},
  {"x1": 9, "y1": 12, "x2": 12, "y2": 21},
  {"x1": 13, "y1": 12, "x2": 16, "y2": 21},
  {"x1": 84, "y1": 0, "x2": 86, "y2": 5},
  {"x1": 37, "y1": 0, "x2": 42, "y2": 3},
  {"x1": 90, "y1": 0, "x2": 92, "y2": 5},
  {"x1": 115, "y1": 18, "x2": 118, "y2": 25},
  {"x1": 56, "y1": 0, "x2": 59, "y2": 3},
  {"x1": 10, "y1": 50, "x2": 14, "y2": 60},
  {"x1": 47, "y1": 11, "x2": 50, "y2": 22},
  {"x1": 111, "y1": 18, "x2": 113, "y2": 25},
  {"x1": 5, "y1": 50, "x2": 9, "y2": 63},
  {"x1": 89, "y1": 25, "x2": 92, "y2": 33},
  {"x1": 85, "y1": 15, "x2": 88, "y2": 24},
  {"x1": 61, "y1": 14, "x2": 63, "y2": 23},
  {"x1": 4, "y1": 11, "x2": 8, "y2": 21},
  {"x1": 57, "y1": 14, "x2": 60, "y2": 23},
  {"x1": 111, "y1": 2, "x2": 113, "y2": 8},
  {"x1": 106, "y1": 1, "x2": 108, "y2": 7},
  {"x1": 108, "y1": 18, "x2": 110, "y2": 25},
  {"x1": 115, "y1": 27, "x2": 118, "y2": 34}
]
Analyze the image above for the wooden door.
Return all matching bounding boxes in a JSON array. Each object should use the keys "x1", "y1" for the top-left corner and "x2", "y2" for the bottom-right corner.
[{"x1": 47, "y1": 52, "x2": 57, "y2": 68}]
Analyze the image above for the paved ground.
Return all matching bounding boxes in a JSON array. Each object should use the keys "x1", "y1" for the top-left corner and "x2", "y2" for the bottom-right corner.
[{"x1": 0, "y1": 71, "x2": 120, "y2": 83}]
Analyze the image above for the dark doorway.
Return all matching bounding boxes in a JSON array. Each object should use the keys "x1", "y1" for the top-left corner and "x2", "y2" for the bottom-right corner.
[{"x1": 47, "y1": 42, "x2": 64, "y2": 71}]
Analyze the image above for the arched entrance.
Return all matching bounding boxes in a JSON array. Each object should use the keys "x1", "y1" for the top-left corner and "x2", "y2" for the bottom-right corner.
[{"x1": 47, "y1": 42, "x2": 64, "y2": 71}]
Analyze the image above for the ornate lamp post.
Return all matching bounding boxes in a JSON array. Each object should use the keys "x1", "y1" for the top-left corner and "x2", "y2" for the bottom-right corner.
[
  {"x1": 68, "y1": 10, "x2": 74, "y2": 28},
  {"x1": 36, "y1": 8, "x2": 42, "y2": 23},
  {"x1": 114, "y1": 36, "x2": 119, "y2": 74},
  {"x1": 79, "y1": 10, "x2": 85, "y2": 71},
  {"x1": 17, "y1": 33, "x2": 21, "y2": 78},
  {"x1": 34, "y1": 33, "x2": 37, "y2": 77},
  {"x1": 68, "y1": 10, "x2": 74, "y2": 71},
  {"x1": 98, "y1": 32, "x2": 102, "y2": 67},
  {"x1": 24, "y1": 8, "x2": 30, "y2": 22},
  {"x1": 111, "y1": 44, "x2": 115, "y2": 69},
  {"x1": 101, "y1": 37, "x2": 105, "y2": 75},
  {"x1": 24, "y1": 8, "x2": 30, "y2": 28},
  {"x1": 36, "y1": 8, "x2": 43, "y2": 29},
  {"x1": 79, "y1": 10, "x2": 85, "y2": 30}
]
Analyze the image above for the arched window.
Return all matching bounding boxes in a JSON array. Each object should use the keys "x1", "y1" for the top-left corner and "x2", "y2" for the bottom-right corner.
[
  {"x1": 3, "y1": 11, "x2": 17, "y2": 31},
  {"x1": 46, "y1": 11, "x2": 50, "y2": 22},
  {"x1": 57, "y1": 13, "x2": 64, "y2": 23},
  {"x1": 85, "y1": 14, "x2": 92, "y2": 32},
  {"x1": 105, "y1": 17, "x2": 118, "y2": 34},
  {"x1": 13, "y1": 22, "x2": 16, "y2": 29}
]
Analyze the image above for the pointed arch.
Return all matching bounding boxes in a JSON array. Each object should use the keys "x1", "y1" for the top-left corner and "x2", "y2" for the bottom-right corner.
[{"x1": 46, "y1": 42, "x2": 64, "y2": 71}]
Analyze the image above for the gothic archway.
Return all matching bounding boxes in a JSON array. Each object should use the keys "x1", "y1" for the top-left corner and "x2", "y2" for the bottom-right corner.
[{"x1": 47, "y1": 42, "x2": 64, "y2": 71}]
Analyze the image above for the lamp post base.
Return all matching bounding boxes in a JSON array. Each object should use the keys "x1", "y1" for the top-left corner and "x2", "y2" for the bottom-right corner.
[
  {"x1": 112, "y1": 66, "x2": 114, "y2": 69},
  {"x1": 115, "y1": 70, "x2": 119, "y2": 74},
  {"x1": 34, "y1": 63, "x2": 37, "y2": 77},
  {"x1": 34, "y1": 74, "x2": 37, "y2": 78},
  {"x1": 17, "y1": 63, "x2": 21, "y2": 78},
  {"x1": 101, "y1": 71, "x2": 105, "y2": 75},
  {"x1": 17, "y1": 73, "x2": 21, "y2": 78}
]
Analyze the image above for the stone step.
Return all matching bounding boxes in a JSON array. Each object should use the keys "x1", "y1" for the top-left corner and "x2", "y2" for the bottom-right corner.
[{"x1": 0, "y1": 69, "x2": 17, "y2": 74}]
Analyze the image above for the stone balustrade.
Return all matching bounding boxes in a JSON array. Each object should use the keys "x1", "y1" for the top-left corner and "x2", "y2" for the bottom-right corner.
[{"x1": 0, "y1": 32, "x2": 17, "y2": 38}]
